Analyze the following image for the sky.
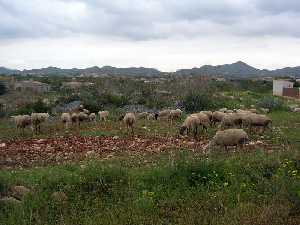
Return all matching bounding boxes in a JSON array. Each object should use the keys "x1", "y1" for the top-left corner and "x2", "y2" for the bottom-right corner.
[{"x1": 0, "y1": 0, "x2": 300, "y2": 71}]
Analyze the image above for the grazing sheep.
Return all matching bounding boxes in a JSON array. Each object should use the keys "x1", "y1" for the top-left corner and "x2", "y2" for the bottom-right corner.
[
  {"x1": 61, "y1": 113, "x2": 71, "y2": 129},
  {"x1": 83, "y1": 109, "x2": 90, "y2": 114},
  {"x1": 89, "y1": 113, "x2": 96, "y2": 122},
  {"x1": 200, "y1": 111, "x2": 213, "y2": 121},
  {"x1": 71, "y1": 113, "x2": 79, "y2": 125},
  {"x1": 212, "y1": 111, "x2": 226, "y2": 125},
  {"x1": 190, "y1": 112, "x2": 210, "y2": 132},
  {"x1": 219, "y1": 108, "x2": 228, "y2": 113},
  {"x1": 31, "y1": 113, "x2": 49, "y2": 134},
  {"x1": 226, "y1": 110, "x2": 234, "y2": 113},
  {"x1": 158, "y1": 109, "x2": 171, "y2": 120},
  {"x1": 220, "y1": 113, "x2": 243, "y2": 129},
  {"x1": 169, "y1": 109, "x2": 182, "y2": 124},
  {"x1": 98, "y1": 111, "x2": 109, "y2": 122},
  {"x1": 249, "y1": 108, "x2": 257, "y2": 114},
  {"x1": 179, "y1": 115, "x2": 200, "y2": 138},
  {"x1": 78, "y1": 112, "x2": 89, "y2": 125},
  {"x1": 137, "y1": 112, "x2": 149, "y2": 120},
  {"x1": 123, "y1": 113, "x2": 136, "y2": 135},
  {"x1": 147, "y1": 113, "x2": 155, "y2": 120},
  {"x1": 12, "y1": 115, "x2": 32, "y2": 133},
  {"x1": 242, "y1": 114, "x2": 272, "y2": 132},
  {"x1": 293, "y1": 108, "x2": 300, "y2": 112},
  {"x1": 207, "y1": 129, "x2": 249, "y2": 151}
]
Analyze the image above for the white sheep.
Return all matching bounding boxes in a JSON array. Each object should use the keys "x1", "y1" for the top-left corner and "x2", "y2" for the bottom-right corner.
[
  {"x1": 12, "y1": 115, "x2": 32, "y2": 133},
  {"x1": 89, "y1": 113, "x2": 96, "y2": 122},
  {"x1": 61, "y1": 113, "x2": 71, "y2": 129},
  {"x1": 31, "y1": 113, "x2": 49, "y2": 134},
  {"x1": 169, "y1": 109, "x2": 182, "y2": 124},
  {"x1": 98, "y1": 111, "x2": 109, "y2": 122},
  {"x1": 137, "y1": 112, "x2": 149, "y2": 120},
  {"x1": 78, "y1": 112, "x2": 89, "y2": 125},
  {"x1": 207, "y1": 129, "x2": 249, "y2": 151},
  {"x1": 123, "y1": 113, "x2": 136, "y2": 135},
  {"x1": 158, "y1": 109, "x2": 171, "y2": 120}
]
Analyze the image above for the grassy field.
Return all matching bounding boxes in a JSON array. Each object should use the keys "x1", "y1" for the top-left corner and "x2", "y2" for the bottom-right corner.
[
  {"x1": 0, "y1": 150, "x2": 300, "y2": 225},
  {"x1": 1, "y1": 78, "x2": 300, "y2": 224}
]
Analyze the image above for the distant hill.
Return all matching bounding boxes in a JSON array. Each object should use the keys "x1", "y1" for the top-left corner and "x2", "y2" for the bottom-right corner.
[
  {"x1": 176, "y1": 61, "x2": 300, "y2": 77},
  {"x1": 1, "y1": 62, "x2": 300, "y2": 77},
  {"x1": 0, "y1": 66, "x2": 161, "y2": 77}
]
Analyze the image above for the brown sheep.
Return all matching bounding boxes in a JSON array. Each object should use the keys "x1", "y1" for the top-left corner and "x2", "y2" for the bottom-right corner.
[
  {"x1": 212, "y1": 111, "x2": 226, "y2": 126},
  {"x1": 179, "y1": 115, "x2": 201, "y2": 138},
  {"x1": 207, "y1": 129, "x2": 249, "y2": 151}
]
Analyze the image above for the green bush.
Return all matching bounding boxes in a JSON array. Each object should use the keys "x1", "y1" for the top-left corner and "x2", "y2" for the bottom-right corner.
[
  {"x1": 183, "y1": 91, "x2": 215, "y2": 113},
  {"x1": 14, "y1": 99, "x2": 51, "y2": 115},
  {"x1": 257, "y1": 96, "x2": 287, "y2": 111}
]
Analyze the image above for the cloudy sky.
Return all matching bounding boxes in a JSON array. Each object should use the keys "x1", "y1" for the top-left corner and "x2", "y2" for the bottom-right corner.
[{"x1": 0, "y1": 0, "x2": 300, "y2": 71}]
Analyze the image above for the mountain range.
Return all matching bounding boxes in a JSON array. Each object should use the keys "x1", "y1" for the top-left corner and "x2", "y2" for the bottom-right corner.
[{"x1": 1, "y1": 61, "x2": 300, "y2": 77}]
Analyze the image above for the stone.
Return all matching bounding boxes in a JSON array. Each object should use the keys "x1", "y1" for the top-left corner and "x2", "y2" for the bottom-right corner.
[
  {"x1": 11, "y1": 185, "x2": 31, "y2": 200},
  {"x1": 51, "y1": 191, "x2": 68, "y2": 203}
]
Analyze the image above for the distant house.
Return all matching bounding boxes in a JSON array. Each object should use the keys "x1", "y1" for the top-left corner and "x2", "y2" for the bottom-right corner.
[
  {"x1": 273, "y1": 79, "x2": 300, "y2": 98},
  {"x1": 14, "y1": 80, "x2": 51, "y2": 93},
  {"x1": 273, "y1": 80, "x2": 293, "y2": 96}
]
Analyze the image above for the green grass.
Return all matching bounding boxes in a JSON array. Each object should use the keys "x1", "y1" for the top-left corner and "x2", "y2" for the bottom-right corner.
[{"x1": 0, "y1": 150, "x2": 300, "y2": 225}]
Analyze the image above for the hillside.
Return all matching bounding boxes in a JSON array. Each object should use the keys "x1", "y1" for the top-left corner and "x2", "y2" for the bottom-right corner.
[{"x1": 1, "y1": 61, "x2": 300, "y2": 77}]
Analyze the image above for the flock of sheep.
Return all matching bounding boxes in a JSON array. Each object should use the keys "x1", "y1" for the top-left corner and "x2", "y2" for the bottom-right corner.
[{"x1": 11, "y1": 105, "x2": 272, "y2": 151}]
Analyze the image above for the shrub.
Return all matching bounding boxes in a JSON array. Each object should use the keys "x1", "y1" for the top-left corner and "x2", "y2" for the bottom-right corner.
[
  {"x1": 257, "y1": 96, "x2": 287, "y2": 111},
  {"x1": 183, "y1": 91, "x2": 215, "y2": 113},
  {"x1": 14, "y1": 99, "x2": 51, "y2": 115}
]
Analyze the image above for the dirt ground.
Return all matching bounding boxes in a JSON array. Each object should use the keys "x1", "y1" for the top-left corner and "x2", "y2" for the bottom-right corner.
[{"x1": 0, "y1": 136, "x2": 209, "y2": 169}]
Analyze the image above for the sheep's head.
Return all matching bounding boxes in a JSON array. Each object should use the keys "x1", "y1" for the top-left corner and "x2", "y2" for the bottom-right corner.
[
  {"x1": 179, "y1": 126, "x2": 187, "y2": 135},
  {"x1": 154, "y1": 113, "x2": 159, "y2": 120},
  {"x1": 118, "y1": 115, "x2": 125, "y2": 121}
]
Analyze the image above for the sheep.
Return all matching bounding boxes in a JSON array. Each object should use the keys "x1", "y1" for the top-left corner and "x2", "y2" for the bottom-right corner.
[
  {"x1": 137, "y1": 112, "x2": 149, "y2": 120},
  {"x1": 12, "y1": 115, "x2": 32, "y2": 133},
  {"x1": 169, "y1": 109, "x2": 182, "y2": 124},
  {"x1": 89, "y1": 113, "x2": 96, "y2": 122},
  {"x1": 158, "y1": 109, "x2": 171, "y2": 120},
  {"x1": 260, "y1": 108, "x2": 270, "y2": 114},
  {"x1": 123, "y1": 113, "x2": 136, "y2": 135},
  {"x1": 98, "y1": 111, "x2": 109, "y2": 122},
  {"x1": 179, "y1": 115, "x2": 200, "y2": 138},
  {"x1": 83, "y1": 109, "x2": 90, "y2": 115},
  {"x1": 212, "y1": 111, "x2": 226, "y2": 126},
  {"x1": 61, "y1": 113, "x2": 71, "y2": 129},
  {"x1": 78, "y1": 112, "x2": 89, "y2": 125},
  {"x1": 200, "y1": 111, "x2": 213, "y2": 121},
  {"x1": 31, "y1": 113, "x2": 49, "y2": 134},
  {"x1": 220, "y1": 113, "x2": 243, "y2": 129},
  {"x1": 190, "y1": 112, "x2": 210, "y2": 132},
  {"x1": 71, "y1": 113, "x2": 79, "y2": 125},
  {"x1": 242, "y1": 114, "x2": 272, "y2": 133},
  {"x1": 219, "y1": 108, "x2": 227, "y2": 113},
  {"x1": 207, "y1": 129, "x2": 249, "y2": 151}
]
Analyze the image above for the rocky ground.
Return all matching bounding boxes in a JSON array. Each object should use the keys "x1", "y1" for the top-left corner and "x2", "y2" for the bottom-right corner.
[{"x1": 0, "y1": 136, "x2": 208, "y2": 169}]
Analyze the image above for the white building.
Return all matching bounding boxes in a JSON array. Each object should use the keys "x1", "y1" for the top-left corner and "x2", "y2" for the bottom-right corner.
[{"x1": 273, "y1": 80, "x2": 294, "y2": 96}]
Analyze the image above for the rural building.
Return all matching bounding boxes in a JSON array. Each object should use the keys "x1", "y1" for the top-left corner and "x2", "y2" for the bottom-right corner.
[
  {"x1": 273, "y1": 80, "x2": 294, "y2": 96},
  {"x1": 14, "y1": 80, "x2": 51, "y2": 93}
]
